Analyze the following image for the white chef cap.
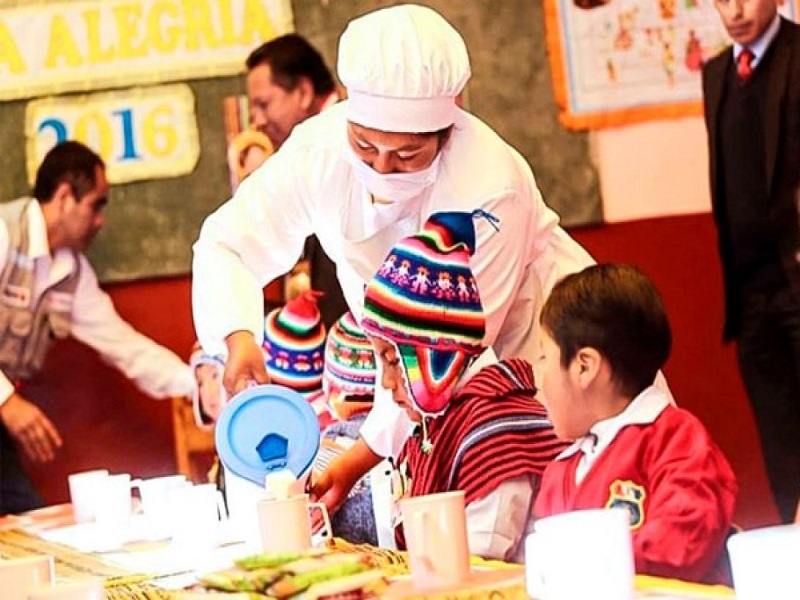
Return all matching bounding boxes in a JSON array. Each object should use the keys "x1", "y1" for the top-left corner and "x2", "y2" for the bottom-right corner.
[{"x1": 337, "y1": 4, "x2": 471, "y2": 133}]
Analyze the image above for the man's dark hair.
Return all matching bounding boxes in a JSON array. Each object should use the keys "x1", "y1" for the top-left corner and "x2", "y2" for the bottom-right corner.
[
  {"x1": 540, "y1": 263, "x2": 672, "y2": 398},
  {"x1": 33, "y1": 141, "x2": 104, "y2": 204},
  {"x1": 246, "y1": 34, "x2": 335, "y2": 96}
]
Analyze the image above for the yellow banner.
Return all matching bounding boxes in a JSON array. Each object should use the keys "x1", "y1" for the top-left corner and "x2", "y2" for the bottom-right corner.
[
  {"x1": 25, "y1": 84, "x2": 201, "y2": 184},
  {"x1": 0, "y1": 0, "x2": 294, "y2": 101}
]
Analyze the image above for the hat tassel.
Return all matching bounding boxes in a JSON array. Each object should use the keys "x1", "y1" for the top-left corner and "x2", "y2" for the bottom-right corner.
[{"x1": 472, "y1": 209, "x2": 500, "y2": 232}]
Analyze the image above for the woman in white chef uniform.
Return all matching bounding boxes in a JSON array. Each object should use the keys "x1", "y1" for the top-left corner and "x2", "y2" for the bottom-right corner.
[{"x1": 192, "y1": 4, "x2": 593, "y2": 511}]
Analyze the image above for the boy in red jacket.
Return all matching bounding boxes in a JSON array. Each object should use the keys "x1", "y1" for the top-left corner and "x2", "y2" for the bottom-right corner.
[{"x1": 533, "y1": 263, "x2": 737, "y2": 584}]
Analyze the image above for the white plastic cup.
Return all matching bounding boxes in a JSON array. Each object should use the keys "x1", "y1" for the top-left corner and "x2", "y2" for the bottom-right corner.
[
  {"x1": 728, "y1": 524, "x2": 800, "y2": 599},
  {"x1": 93, "y1": 473, "x2": 135, "y2": 550},
  {"x1": 67, "y1": 470, "x2": 109, "y2": 523},
  {"x1": 0, "y1": 555, "x2": 54, "y2": 600},
  {"x1": 167, "y1": 483, "x2": 227, "y2": 557},
  {"x1": 26, "y1": 577, "x2": 104, "y2": 600},
  {"x1": 132, "y1": 474, "x2": 188, "y2": 538},
  {"x1": 525, "y1": 508, "x2": 634, "y2": 600},
  {"x1": 400, "y1": 490, "x2": 470, "y2": 590},
  {"x1": 257, "y1": 493, "x2": 331, "y2": 553}
]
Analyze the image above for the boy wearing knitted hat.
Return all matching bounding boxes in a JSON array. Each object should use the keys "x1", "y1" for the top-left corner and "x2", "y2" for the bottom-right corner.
[
  {"x1": 312, "y1": 311, "x2": 379, "y2": 545},
  {"x1": 263, "y1": 298, "x2": 379, "y2": 543},
  {"x1": 357, "y1": 210, "x2": 566, "y2": 562},
  {"x1": 533, "y1": 264, "x2": 736, "y2": 584},
  {"x1": 262, "y1": 291, "x2": 332, "y2": 429}
]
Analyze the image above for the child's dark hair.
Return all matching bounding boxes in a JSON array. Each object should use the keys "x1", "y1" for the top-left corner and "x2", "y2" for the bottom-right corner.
[{"x1": 540, "y1": 264, "x2": 671, "y2": 398}]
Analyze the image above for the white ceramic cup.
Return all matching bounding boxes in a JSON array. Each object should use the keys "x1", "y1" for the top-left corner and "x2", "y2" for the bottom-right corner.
[
  {"x1": 257, "y1": 493, "x2": 331, "y2": 553},
  {"x1": 67, "y1": 470, "x2": 109, "y2": 523},
  {"x1": 525, "y1": 508, "x2": 634, "y2": 600},
  {"x1": 224, "y1": 471, "x2": 269, "y2": 551},
  {"x1": 167, "y1": 483, "x2": 227, "y2": 555},
  {"x1": 92, "y1": 473, "x2": 135, "y2": 550},
  {"x1": 0, "y1": 555, "x2": 55, "y2": 600},
  {"x1": 728, "y1": 524, "x2": 800, "y2": 599},
  {"x1": 400, "y1": 490, "x2": 470, "y2": 590},
  {"x1": 26, "y1": 577, "x2": 105, "y2": 600},
  {"x1": 132, "y1": 474, "x2": 188, "y2": 538}
]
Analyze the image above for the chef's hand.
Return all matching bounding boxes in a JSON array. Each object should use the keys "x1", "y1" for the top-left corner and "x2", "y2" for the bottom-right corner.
[
  {"x1": 0, "y1": 392, "x2": 62, "y2": 462},
  {"x1": 224, "y1": 330, "x2": 270, "y2": 396}
]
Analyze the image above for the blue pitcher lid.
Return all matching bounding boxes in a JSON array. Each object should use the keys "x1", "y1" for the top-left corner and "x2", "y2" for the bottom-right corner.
[{"x1": 215, "y1": 384, "x2": 320, "y2": 486}]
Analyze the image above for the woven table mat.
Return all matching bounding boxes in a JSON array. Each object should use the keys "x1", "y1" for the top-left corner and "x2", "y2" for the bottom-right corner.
[{"x1": 0, "y1": 528, "x2": 172, "y2": 599}]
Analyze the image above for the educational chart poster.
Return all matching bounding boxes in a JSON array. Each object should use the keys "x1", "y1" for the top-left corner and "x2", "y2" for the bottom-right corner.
[{"x1": 544, "y1": 0, "x2": 799, "y2": 129}]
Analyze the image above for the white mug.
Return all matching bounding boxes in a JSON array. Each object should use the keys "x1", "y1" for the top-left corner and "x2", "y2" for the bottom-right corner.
[
  {"x1": 728, "y1": 524, "x2": 800, "y2": 599},
  {"x1": 26, "y1": 577, "x2": 105, "y2": 600},
  {"x1": 167, "y1": 483, "x2": 227, "y2": 555},
  {"x1": 93, "y1": 473, "x2": 135, "y2": 550},
  {"x1": 257, "y1": 493, "x2": 331, "y2": 553},
  {"x1": 132, "y1": 474, "x2": 188, "y2": 538},
  {"x1": 525, "y1": 508, "x2": 634, "y2": 600},
  {"x1": 400, "y1": 490, "x2": 470, "y2": 589},
  {"x1": 67, "y1": 470, "x2": 109, "y2": 523},
  {"x1": 0, "y1": 555, "x2": 54, "y2": 600},
  {"x1": 224, "y1": 471, "x2": 269, "y2": 551}
]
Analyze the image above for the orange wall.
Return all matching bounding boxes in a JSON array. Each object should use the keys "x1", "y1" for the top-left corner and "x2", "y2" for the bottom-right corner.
[{"x1": 22, "y1": 214, "x2": 780, "y2": 527}]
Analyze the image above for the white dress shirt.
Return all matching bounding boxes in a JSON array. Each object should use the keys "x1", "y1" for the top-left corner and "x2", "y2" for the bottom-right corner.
[{"x1": 0, "y1": 200, "x2": 194, "y2": 405}]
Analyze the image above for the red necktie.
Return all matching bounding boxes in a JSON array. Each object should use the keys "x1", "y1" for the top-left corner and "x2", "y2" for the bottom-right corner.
[{"x1": 737, "y1": 47, "x2": 754, "y2": 82}]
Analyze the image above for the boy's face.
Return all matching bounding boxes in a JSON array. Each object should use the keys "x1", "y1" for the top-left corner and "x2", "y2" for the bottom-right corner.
[
  {"x1": 370, "y1": 336, "x2": 422, "y2": 423},
  {"x1": 196, "y1": 363, "x2": 226, "y2": 423},
  {"x1": 535, "y1": 328, "x2": 592, "y2": 441}
]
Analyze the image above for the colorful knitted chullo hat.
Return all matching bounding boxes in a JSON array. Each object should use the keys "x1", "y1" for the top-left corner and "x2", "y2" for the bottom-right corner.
[
  {"x1": 362, "y1": 211, "x2": 492, "y2": 417},
  {"x1": 323, "y1": 312, "x2": 376, "y2": 421},
  {"x1": 262, "y1": 291, "x2": 326, "y2": 397}
]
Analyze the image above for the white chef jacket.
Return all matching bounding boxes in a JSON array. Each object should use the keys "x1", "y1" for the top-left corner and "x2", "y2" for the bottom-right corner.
[
  {"x1": 192, "y1": 101, "x2": 594, "y2": 457},
  {"x1": 0, "y1": 201, "x2": 194, "y2": 405}
]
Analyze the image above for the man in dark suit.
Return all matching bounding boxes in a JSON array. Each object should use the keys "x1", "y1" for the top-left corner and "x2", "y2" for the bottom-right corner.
[
  {"x1": 246, "y1": 35, "x2": 348, "y2": 329},
  {"x1": 703, "y1": 0, "x2": 800, "y2": 523}
]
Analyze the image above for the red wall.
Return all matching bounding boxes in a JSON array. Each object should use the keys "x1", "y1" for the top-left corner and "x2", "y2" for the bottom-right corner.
[{"x1": 22, "y1": 212, "x2": 780, "y2": 527}]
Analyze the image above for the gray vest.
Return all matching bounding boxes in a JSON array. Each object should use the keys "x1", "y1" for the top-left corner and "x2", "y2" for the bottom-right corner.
[{"x1": 0, "y1": 198, "x2": 80, "y2": 380}]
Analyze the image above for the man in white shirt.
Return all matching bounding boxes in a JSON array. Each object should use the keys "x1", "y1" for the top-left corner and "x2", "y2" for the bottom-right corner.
[
  {"x1": 244, "y1": 34, "x2": 348, "y2": 328},
  {"x1": 0, "y1": 141, "x2": 194, "y2": 513}
]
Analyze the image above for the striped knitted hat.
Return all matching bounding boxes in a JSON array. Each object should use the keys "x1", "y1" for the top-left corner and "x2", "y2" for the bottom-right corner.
[
  {"x1": 362, "y1": 211, "x2": 492, "y2": 417},
  {"x1": 362, "y1": 211, "x2": 486, "y2": 353},
  {"x1": 323, "y1": 312, "x2": 376, "y2": 420},
  {"x1": 262, "y1": 291, "x2": 326, "y2": 396}
]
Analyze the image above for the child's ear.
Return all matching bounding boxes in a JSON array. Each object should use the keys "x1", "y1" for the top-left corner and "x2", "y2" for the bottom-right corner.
[{"x1": 573, "y1": 347, "x2": 602, "y2": 389}]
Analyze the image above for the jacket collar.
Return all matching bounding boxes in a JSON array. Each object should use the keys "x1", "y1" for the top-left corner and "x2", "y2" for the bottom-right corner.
[{"x1": 557, "y1": 385, "x2": 671, "y2": 461}]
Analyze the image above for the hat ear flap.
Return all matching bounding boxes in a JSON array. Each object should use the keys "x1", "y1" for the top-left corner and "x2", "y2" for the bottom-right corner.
[
  {"x1": 397, "y1": 344, "x2": 471, "y2": 416},
  {"x1": 420, "y1": 348, "x2": 469, "y2": 396}
]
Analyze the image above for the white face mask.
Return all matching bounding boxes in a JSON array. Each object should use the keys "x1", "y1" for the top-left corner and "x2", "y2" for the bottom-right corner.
[{"x1": 345, "y1": 146, "x2": 441, "y2": 203}]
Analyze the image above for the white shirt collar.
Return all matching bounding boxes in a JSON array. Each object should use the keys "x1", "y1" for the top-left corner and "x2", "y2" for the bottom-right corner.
[
  {"x1": 734, "y1": 13, "x2": 781, "y2": 67},
  {"x1": 320, "y1": 90, "x2": 341, "y2": 113},
  {"x1": 26, "y1": 200, "x2": 51, "y2": 260},
  {"x1": 27, "y1": 199, "x2": 78, "y2": 287},
  {"x1": 557, "y1": 384, "x2": 671, "y2": 461}
]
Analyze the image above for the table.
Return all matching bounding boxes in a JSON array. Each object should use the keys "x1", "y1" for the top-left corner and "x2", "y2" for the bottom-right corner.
[{"x1": 0, "y1": 504, "x2": 736, "y2": 599}]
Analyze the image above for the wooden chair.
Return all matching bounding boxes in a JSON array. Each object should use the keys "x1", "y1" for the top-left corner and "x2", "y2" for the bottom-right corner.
[{"x1": 170, "y1": 396, "x2": 217, "y2": 483}]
